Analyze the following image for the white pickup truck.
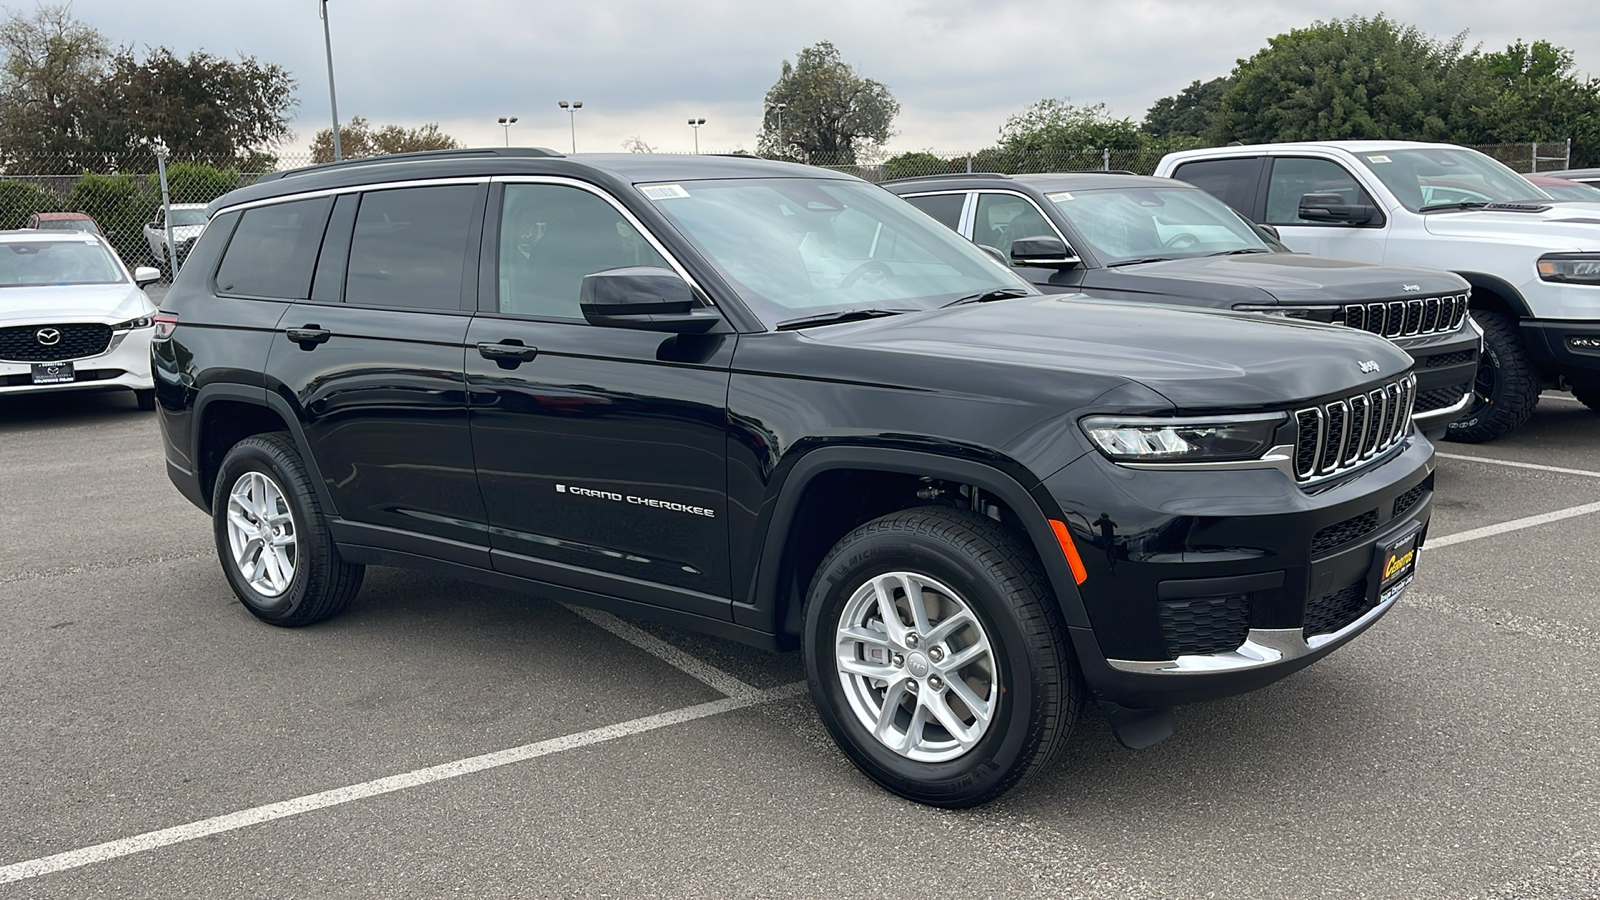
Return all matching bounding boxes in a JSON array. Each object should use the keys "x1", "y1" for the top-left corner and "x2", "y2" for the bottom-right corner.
[{"x1": 1157, "y1": 141, "x2": 1600, "y2": 441}]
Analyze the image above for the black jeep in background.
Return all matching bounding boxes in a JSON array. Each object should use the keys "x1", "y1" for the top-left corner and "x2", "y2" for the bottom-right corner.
[{"x1": 153, "y1": 150, "x2": 1434, "y2": 807}]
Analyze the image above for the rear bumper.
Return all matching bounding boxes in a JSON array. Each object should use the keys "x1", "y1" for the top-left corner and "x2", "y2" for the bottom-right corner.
[{"x1": 1520, "y1": 319, "x2": 1600, "y2": 389}]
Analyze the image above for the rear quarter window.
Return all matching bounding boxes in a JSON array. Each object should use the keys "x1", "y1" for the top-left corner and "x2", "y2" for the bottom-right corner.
[{"x1": 214, "y1": 198, "x2": 334, "y2": 299}]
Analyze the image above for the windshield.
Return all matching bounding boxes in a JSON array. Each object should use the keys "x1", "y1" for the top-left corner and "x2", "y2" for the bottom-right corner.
[
  {"x1": 1536, "y1": 180, "x2": 1600, "y2": 202},
  {"x1": 1045, "y1": 186, "x2": 1270, "y2": 264},
  {"x1": 168, "y1": 209, "x2": 208, "y2": 227},
  {"x1": 638, "y1": 178, "x2": 1030, "y2": 326},
  {"x1": 1355, "y1": 147, "x2": 1552, "y2": 211},
  {"x1": 0, "y1": 240, "x2": 124, "y2": 287}
]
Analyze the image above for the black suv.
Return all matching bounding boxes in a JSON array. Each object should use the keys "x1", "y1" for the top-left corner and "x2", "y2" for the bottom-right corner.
[
  {"x1": 153, "y1": 150, "x2": 1434, "y2": 807},
  {"x1": 884, "y1": 172, "x2": 1482, "y2": 437}
]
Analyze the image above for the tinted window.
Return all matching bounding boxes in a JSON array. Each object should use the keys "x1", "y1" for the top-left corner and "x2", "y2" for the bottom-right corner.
[
  {"x1": 903, "y1": 193, "x2": 966, "y2": 230},
  {"x1": 346, "y1": 185, "x2": 478, "y2": 310},
  {"x1": 498, "y1": 184, "x2": 670, "y2": 318},
  {"x1": 1266, "y1": 158, "x2": 1372, "y2": 224},
  {"x1": 973, "y1": 193, "x2": 1061, "y2": 257},
  {"x1": 215, "y1": 197, "x2": 332, "y2": 299},
  {"x1": 1045, "y1": 187, "x2": 1267, "y2": 263},
  {"x1": 1172, "y1": 158, "x2": 1262, "y2": 216}
]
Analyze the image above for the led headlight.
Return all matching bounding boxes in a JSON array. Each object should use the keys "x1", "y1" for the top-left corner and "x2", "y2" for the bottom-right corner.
[
  {"x1": 1081, "y1": 413, "x2": 1286, "y2": 463},
  {"x1": 1232, "y1": 305, "x2": 1341, "y2": 323},
  {"x1": 1537, "y1": 254, "x2": 1600, "y2": 285},
  {"x1": 113, "y1": 316, "x2": 154, "y2": 330}
]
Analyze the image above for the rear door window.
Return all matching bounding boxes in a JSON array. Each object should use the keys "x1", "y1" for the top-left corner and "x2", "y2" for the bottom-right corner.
[
  {"x1": 345, "y1": 185, "x2": 479, "y2": 310},
  {"x1": 1171, "y1": 157, "x2": 1264, "y2": 218},
  {"x1": 214, "y1": 197, "x2": 333, "y2": 299},
  {"x1": 901, "y1": 193, "x2": 967, "y2": 231}
]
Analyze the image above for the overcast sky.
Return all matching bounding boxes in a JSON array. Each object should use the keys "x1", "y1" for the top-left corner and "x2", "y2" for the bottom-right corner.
[{"x1": 34, "y1": 0, "x2": 1600, "y2": 159}]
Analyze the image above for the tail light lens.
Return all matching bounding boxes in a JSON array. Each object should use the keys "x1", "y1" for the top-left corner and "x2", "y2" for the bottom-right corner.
[{"x1": 152, "y1": 312, "x2": 179, "y2": 341}]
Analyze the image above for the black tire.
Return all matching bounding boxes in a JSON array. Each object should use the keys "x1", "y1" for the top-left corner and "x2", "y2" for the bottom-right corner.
[
  {"x1": 211, "y1": 433, "x2": 363, "y2": 627},
  {"x1": 134, "y1": 388, "x2": 155, "y2": 411},
  {"x1": 1445, "y1": 309, "x2": 1539, "y2": 443},
  {"x1": 1573, "y1": 388, "x2": 1600, "y2": 413},
  {"x1": 803, "y1": 507, "x2": 1079, "y2": 808}
]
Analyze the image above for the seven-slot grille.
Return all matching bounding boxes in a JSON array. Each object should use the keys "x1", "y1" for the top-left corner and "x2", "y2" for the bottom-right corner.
[
  {"x1": 1294, "y1": 375, "x2": 1416, "y2": 481},
  {"x1": 0, "y1": 323, "x2": 113, "y2": 362},
  {"x1": 1341, "y1": 294, "x2": 1468, "y2": 339}
]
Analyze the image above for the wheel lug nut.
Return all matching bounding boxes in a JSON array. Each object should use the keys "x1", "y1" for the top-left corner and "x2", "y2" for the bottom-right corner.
[
  {"x1": 893, "y1": 653, "x2": 905, "y2": 668},
  {"x1": 929, "y1": 647, "x2": 944, "y2": 662},
  {"x1": 905, "y1": 634, "x2": 919, "y2": 648},
  {"x1": 905, "y1": 680, "x2": 918, "y2": 693},
  {"x1": 929, "y1": 675, "x2": 943, "y2": 690}
]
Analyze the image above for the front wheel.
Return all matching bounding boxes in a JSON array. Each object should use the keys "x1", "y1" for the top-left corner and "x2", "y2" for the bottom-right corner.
[
  {"x1": 1445, "y1": 309, "x2": 1539, "y2": 443},
  {"x1": 1574, "y1": 388, "x2": 1600, "y2": 413},
  {"x1": 804, "y1": 508, "x2": 1079, "y2": 808}
]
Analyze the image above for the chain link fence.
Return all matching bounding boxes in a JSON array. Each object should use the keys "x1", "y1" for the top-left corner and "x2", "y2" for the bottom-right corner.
[{"x1": 0, "y1": 140, "x2": 1572, "y2": 277}]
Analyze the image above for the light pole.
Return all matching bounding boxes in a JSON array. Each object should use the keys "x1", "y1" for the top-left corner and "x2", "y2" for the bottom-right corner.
[
  {"x1": 771, "y1": 102, "x2": 785, "y2": 141},
  {"x1": 497, "y1": 116, "x2": 518, "y2": 147},
  {"x1": 688, "y1": 117, "x2": 706, "y2": 154},
  {"x1": 558, "y1": 100, "x2": 583, "y2": 153},
  {"x1": 319, "y1": 0, "x2": 342, "y2": 161}
]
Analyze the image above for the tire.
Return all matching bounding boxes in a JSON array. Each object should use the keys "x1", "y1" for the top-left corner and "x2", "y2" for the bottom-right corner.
[
  {"x1": 211, "y1": 433, "x2": 363, "y2": 627},
  {"x1": 134, "y1": 389, "x2": 155, "y2": 411},
  {"x1": 1574, "y1": 388, "x2": 1600, "y2": 413},
  {"x1": 1445, "y1": 309, "x2": 1539, "y2": 443},
  {"x1": 803, "y1": 507, "x2": 1079, "y2": 808}
]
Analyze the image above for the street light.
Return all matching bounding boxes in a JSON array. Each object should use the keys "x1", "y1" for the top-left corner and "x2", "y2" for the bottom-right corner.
[
  {"x1": 770, "y1": 102, "x2": 785, "y2": 139},
  {"x1": 497, "y1": 116, "x2": 518, "y2": 147},
  {"x1": 688, "y1": 117, "x2": 706, "y2": 154},
  {"x1": 558, "y1": 100, "x2": 583, "y2": 153},
  {"x1": 319, "y1": 0, "x2": 342, "y2": 161}
]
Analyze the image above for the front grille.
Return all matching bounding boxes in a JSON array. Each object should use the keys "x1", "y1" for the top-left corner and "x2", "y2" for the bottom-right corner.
[
  {"x1": 1303, "y1": 580, "x2": 1374, "y2": 639},
  {"x1": 1293, "y1": 375, "x2": 1415, "y2": 481},
  {"x1": 1341, "y1": 293, "x2": 1469, "y2": 339},
  {"x1": 1424, "y1": 349, "x2": 1477, "y2": 369},
  {"x1": 0, "y1": 324, "x2": 112, "y2": 362},
  {"x1": 1393, "y1": 482, "x2": 1428, "y2": 518},
  {"x1": 1311, "y1": 510, "x2": 1378, "y2": 555},
  {"x1": 1414, "y1": 384, "x2": 1470, "y2": 413},
  {"x1": 1159, "y1": 595, "x2": 1250, "y2": 657}
]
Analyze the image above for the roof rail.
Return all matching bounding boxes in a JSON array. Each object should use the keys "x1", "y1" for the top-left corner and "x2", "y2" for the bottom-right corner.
[
  {"x1": 877, "y1": 172, "x2": 1013, "y2": 186},
  {"x1": 254, "y1": 147, "x2": 566, "y2": 183}
]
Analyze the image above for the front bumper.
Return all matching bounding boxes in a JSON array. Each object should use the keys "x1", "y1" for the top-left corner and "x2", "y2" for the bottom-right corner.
[
  {"x1": 1395, "y1": 323, "x2": 1481, "y2": 430},
  {"x1": 1042, "y1": 431, "x2": 1433, "y2": 710},
  {"x1": 1520, "y1": 319, "x2": 1600, "y2": 389},
  {"x1": 0, "y1": 325, "x2": 154, "y2": 396}
]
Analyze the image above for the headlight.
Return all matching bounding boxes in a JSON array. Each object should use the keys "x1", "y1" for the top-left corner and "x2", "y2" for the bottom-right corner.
[
  {"x1": 1232, "y1": 305, "x2": 1341, "y2": 323},
  {"x1": 1537, "y1": 254, "x2": 1600, "y2": 285},
  {"x1": 1081, "y1": 413, "x2": 1286, "y2": 463},
  {"x1": 113, "y1": 316, "x2": 154, "y2": 330}
]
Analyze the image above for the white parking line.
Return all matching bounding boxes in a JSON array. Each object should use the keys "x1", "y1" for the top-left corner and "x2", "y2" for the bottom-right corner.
[
  {"x1": 1429, "y1": 500, "x2": 1600, "y2": 549},
  {"x1": 563, "y1": 605, "x2": 765, "y2": 701},
  {"x1": 1540, "y1": 392, "x2": 1585, "y2": 404},
  {"x1": 1436, "y1": 452, "x2": 1600, "y2": 480},
  {"x1": 0, "y1": 681, "x2": 807, "y2": 886}
]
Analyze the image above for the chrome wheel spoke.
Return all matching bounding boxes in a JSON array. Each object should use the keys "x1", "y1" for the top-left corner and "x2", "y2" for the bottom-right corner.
[
  {"x1": 923, "y1": 689, "x2": 978, "y2": 749},
  {"x1": 940, "y1": 641, "x2": 987, "y2": 671},
  {"x1": 947, "y1": 676, "x2": 993, "y2": 728},
  {"x1": 925, "y1": 609, "x2": 975, "y2": 645},
  {"x1": 837, "y1": 655, "x2": 898, "y2": 682},
  {"x1": 874, "y1": 681, "x2": 909, "y2": 741},
  {"x1": 897, "y1": 573, "x2": 934, "y2": 635},
  {"x1": 869, "y1": 577, "x2": 908, "y2": 644}
]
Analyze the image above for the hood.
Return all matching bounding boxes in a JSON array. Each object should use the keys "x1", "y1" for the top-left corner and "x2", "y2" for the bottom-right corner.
[
  {"x1": 813, "y1": 295, "x2": 1414, "y2": 412},
  {"x1": 1422, "y1": 203, "x2": 1600, "y2": 250},
  {"x1": 0, "y1": 283, "x2": 154, "y2": 326},
  {"x1": 1105, "y1": 253, "x2": 1468, "y2": 305}
]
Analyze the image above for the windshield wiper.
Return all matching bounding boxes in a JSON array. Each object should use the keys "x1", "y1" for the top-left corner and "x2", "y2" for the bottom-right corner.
[
  {"x1": 1418, "y1": 200, "x2": 1491, "y2": 212},
  {"x1": 775, "y1": 308, "x2": 913, "y2": 330},
  {"x1": 940, "y1": 287, "x2": 1031, "y2": 308},
  {"x1": 1105, "y1": 257, "x2": 1172, "y2": 267},
  {"x1": 1208, "y1": 248, "x2": 1273, "y2": 256}
]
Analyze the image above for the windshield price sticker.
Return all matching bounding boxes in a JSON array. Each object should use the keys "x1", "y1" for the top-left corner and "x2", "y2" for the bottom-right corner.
[
  {"x1": 640, "y1": 183, "x2": 691, "y2": 201},
  {"x1": 1367, "y1": 155, "x2": 1392, "y2": 164},
  {"x1": 1046, "y1": 191, "x2": 1074, "y2": 203}
]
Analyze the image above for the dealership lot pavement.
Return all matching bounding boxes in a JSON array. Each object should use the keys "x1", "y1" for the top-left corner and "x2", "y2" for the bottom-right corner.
[{"x1": 1, "y1": 390, "x2": 1597, "y2": 899}]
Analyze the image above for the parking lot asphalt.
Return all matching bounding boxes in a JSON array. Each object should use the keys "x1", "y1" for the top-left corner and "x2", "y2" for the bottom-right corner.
[{"x1": 1, "y1": 388, "x2": 1596, "y2": 899}]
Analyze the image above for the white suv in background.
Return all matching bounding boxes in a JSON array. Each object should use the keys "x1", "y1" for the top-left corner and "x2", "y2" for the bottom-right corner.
[
  {"x1": 142, "y1": 203, "x2": 209, "y2": 276},
  {"x1": 1157, "y1": 141, "x2": 1600, "y2": 441},
  {"x1": 0, "y1": 231, "x2": 163, "y2": 409}
]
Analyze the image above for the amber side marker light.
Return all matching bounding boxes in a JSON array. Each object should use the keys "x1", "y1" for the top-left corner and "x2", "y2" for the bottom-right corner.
[{"x1": 1049, "y1": 519, "x2": 1089, "y2": 585}]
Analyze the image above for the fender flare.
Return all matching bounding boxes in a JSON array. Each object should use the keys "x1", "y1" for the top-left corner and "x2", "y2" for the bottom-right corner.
[
  {"x1": 741, "y1": 445, "x2": 1091, "y2": 639},
  {"x1": 191, "y1": 382, "x2": 337, "y2": 517},
  {"x1": 1456, "y1": 272, "x2": 1533, "y2": 319}
]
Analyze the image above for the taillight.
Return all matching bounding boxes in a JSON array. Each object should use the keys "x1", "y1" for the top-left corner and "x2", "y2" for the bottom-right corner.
[{"x1": 152, "y1": 312, "x2": 179, "y2": 341}]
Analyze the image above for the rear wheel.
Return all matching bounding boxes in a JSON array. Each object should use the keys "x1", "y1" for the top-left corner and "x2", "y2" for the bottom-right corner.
[
  {"x1": 1446, "y1": 309, "x2": 1539, "y2": 443},
  {"x1": 1574, "y1": 388, "x2": 1600, "y2": 413},
  {"x1": 212, "y1": 434, "x2": 363, "y2": 627},
  {"x1": 803, "y1": 507, "x2": 1078, "y2": 808}
]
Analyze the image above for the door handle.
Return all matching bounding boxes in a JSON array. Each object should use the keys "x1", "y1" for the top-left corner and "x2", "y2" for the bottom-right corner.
[
  {"x1": 477, "y1": 341, "x2": 538, "y2": 368},
  {"x1": 285, "y1": 326, "x2": 331, "y2": 349}
]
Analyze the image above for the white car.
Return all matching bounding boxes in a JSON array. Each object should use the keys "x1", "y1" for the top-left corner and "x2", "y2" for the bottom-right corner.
[
  {"x1": 142, "y1": 203, "x2": 209, "y2": 275},
  {"x1": 1157, "y1": 141, "x2": 1600, "y2": 441},
  {"x1": 0, "y1": 230, "x2": 163, "y2": 409}
]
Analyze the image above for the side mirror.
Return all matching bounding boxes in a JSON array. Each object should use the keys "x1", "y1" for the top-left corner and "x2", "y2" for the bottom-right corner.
[
  {"x1": 132, "y1": 266, "x2": 162, "y2": 286},
  {"x1": 580, "y1": 267, "x2": 721, "y2": 333},
  {"x1": 976, "y1": 244, "x2": 1009, "y2": 267},
  {"x1": 1254, "y1": 223, "x2": 1281, "y2": 241},
  {"x1": 1298, "y1": 192, "x2": 1376, "y2": 225},
  {"x1": 1009, "y1": 235, "x2": 1080, "y2": 268}
]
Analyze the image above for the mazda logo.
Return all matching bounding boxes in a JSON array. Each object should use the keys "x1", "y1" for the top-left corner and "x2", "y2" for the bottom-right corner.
[{"x1": 35, "y1": 328, "x2": 61, "y2": 346}]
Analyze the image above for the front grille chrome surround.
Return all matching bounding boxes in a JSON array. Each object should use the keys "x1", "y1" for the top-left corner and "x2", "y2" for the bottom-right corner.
[
  {"x1": 1341, "y1": 293, "x2": 1468, "y2": 339},
  {"x1": 1293, "y1": 375, "x2": 1415, "y2": 482}
]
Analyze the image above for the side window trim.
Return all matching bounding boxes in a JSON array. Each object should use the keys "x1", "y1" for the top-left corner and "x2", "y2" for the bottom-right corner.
[
  {"x1": 308, "y1": 194, "x2": 358, "y2": 304},
  {"x1": 482, "y1": 175, "x2": 712, "y2": 321}
]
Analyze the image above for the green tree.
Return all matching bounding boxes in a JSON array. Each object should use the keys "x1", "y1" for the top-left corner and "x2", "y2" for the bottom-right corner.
[
  {"x1": 309, "y1": 116, "x2": 462, "y2": 164},
  {"x1": 759, "y1": 41, "x2": 898, "y2": 165},
  {"x1": 883, "y1": 151, "x2": 962, "y2": 179},
  {"x1": 991, "y1": 98, "x2": 1146, "y2": 171},
  {"x1": 1477, "y1": 40, "x2": 1600, "y2": 166},
  {"x1": 156, "y1": 161, "x2": 244, "y2": 205},
  {"x1": 0, "y1": 4, "x2": 113, "y2": 172},
  {"x1": 1143, "y1": 77, "x2": 1231, "y2": 138},
  {"x1": 0, "y1": 178, "x2": 59, "y2": 228}
]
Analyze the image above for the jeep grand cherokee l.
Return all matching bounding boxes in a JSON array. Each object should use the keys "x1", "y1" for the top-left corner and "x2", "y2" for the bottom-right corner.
[
  {"x1": 153, "y1": 149, "x2": 1434, "y2": 807},
  {"x1": 885, "y1": 172, "x2": 1481, "y2": 437}
]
